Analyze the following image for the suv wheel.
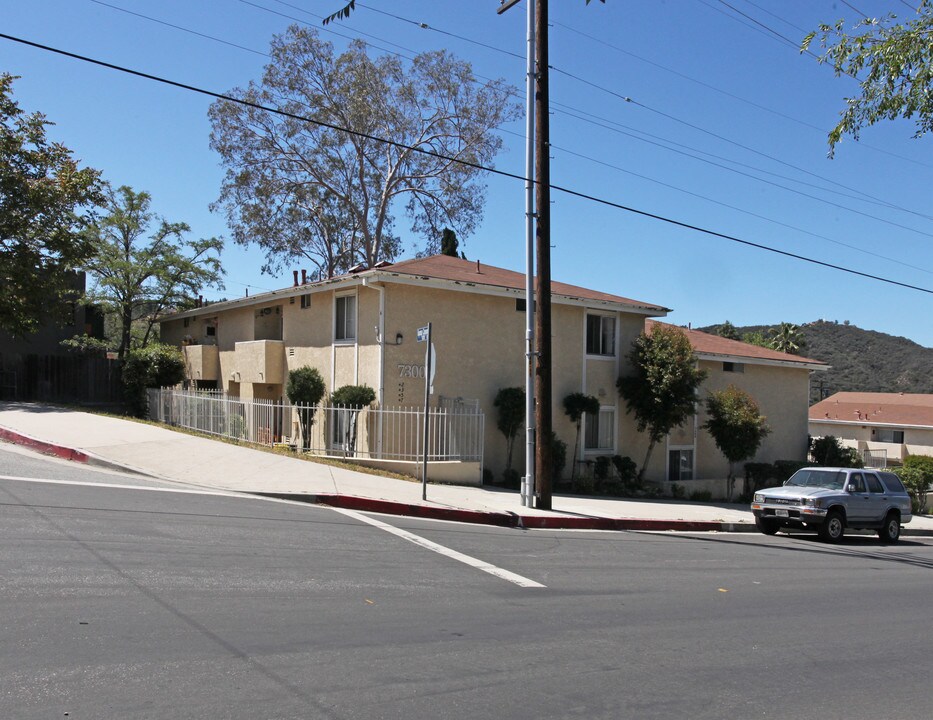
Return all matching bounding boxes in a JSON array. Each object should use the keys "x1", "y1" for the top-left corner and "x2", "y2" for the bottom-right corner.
[
  {"x1": 818, "y1": 510, "x2": 845, "y2": 543},
  {"x1": 878, "y1": 511, "x2": 901, "y2": 544},
  {"x1": 755, "y1": 517, "x2": 779, "y2": 535}
]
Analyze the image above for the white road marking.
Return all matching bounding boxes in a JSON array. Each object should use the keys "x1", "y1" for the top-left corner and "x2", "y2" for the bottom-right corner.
[
  {"x1": 0, "y1": 475, "x2": 241, "y2": 498},
  {"x1": 0, "y1": 475, "x2": 547, "y2": 587},
  {"x1": 330, "y1": 506, "x2": 546, "y2": 588}
]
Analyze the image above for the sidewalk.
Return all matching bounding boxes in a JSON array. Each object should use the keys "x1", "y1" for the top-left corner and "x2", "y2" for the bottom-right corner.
[{"x1": 3, "y1": 401, "x2": 932, "y2": 536}]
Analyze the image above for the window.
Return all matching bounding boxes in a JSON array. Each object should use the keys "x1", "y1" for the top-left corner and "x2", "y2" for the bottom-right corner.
[
  {"x1": 335, "y1": 294, "x2": 356, "y2": 341},
  {"x1": 300, "y1": 294, "x2": 312, "y2": 309},
  {"x1": 723, "y1": 362, "x2": 744, "y2": 373},
  {"x1": 205, "y1": 324, "x2": 216, "y2": 337},
  {"x1": 876, "y1": 428, "x2": 905, "y2": 443},
  {"x1": 668, "y1": 449, "x2": 694, "y2": 481},
  {"x1": 586, "y1": 314, "x2": 616, "y2": 356},
  {"x1": 847, "y1": 473, "x2": 866, "y2": 493},
  {"x1": 584, "y1": 408, "x2": 614, "y2": 451},
  {"x1": 865, "y1": 474, "x2": 884, "y2": 493}
]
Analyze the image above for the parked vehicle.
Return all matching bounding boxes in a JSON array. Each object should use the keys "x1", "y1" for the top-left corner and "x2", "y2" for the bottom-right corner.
[{"x1": 750, "y1": 467, "x2": 912, "y2": 543}]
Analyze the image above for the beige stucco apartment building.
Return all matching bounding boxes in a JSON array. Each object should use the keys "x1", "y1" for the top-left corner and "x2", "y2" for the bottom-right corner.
[
  {"x1": 159, "y1": 255, "x2": 826, "y2": 491},
  {"x1": 809, "y1": 392, "x2": 933, "y2": 465}
]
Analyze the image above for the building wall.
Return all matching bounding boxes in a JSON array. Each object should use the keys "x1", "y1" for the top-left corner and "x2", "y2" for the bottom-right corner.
[{"x1": 809, "y1": 420, "x2": 933, "y2": 461}]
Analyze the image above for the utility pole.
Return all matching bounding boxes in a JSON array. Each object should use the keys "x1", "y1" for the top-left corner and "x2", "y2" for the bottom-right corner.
[
  {"x1": 533, "y1": 0, "x2": 552, "y2": 510},
  {"x1": 499, "y1": 0, "x2": 553, "y2": 510}
]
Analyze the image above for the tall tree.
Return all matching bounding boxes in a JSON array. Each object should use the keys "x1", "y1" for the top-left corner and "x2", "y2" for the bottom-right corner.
[
  {"x1": 83, "y1": 185, "x2": 224, "y2": 359},
  {"x1": 803, "y1": 2, "x2": 933, "y2": 155},
  {"x1": 702, "y1": 385, "x2": 771, "y2": 502},
  {"x1": 562, "y1": 391, "x2": 600, "y2": 481},
  {"x1": 209, "y1": 26, "x2": 519, "y2": 274},
  {"x1": 0, "y1": 73, "x2": 103, "y2": 337},
  {"x1": 440, "y1": 228, "x2": 461, "y2": 258},
  {"x1": 769, "y1": 322, "x2": 805, "y2": 355},
  {"x1": 494, "y1": 386, "x2": 525, "y2": 473},
  {"x1": 617, "y1": 325, "x2": 707, "y2": 481}
]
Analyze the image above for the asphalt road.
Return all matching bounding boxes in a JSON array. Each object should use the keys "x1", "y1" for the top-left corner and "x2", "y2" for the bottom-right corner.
[{"x1": 2, "y1": 443, "x2": 932, "y2": 720}]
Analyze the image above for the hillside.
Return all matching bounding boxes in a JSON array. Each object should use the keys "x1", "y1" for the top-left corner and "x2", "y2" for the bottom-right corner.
[{"x1": 698, "y1": 320, "x2": 933, "y2": 400}]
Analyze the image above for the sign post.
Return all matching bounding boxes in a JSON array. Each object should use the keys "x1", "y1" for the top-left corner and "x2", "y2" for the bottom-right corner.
[{"x1": 417, "y1": 323, "x2": 433, "y2": 501}]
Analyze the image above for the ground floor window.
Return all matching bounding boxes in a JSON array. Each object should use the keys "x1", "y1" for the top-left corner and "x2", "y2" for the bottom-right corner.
[
  {"x1": 875, "y1": 428, "x2": 905, "y2": 443},
  {"x1": 668, "y1": 448, "x2": 694, "y2": 481},
  {"x1": 584, "y1": 408, "x2": 615, "y2": 451}
]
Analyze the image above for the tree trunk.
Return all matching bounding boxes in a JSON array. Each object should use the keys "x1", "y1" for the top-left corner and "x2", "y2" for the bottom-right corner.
[{"x1": 638, "y1": 438, "x2": 658, "y2": 483}]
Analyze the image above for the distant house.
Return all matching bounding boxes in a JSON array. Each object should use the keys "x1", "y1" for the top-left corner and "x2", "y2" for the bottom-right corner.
[
  {"x1": 809, "y1": 392, "x2": 933, "y2": 465},
  {"x1": 159, "y1": 254, "x2": 827, "y2": 492}
]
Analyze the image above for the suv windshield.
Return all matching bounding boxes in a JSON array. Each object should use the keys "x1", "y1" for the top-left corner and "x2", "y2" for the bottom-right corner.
[{"x1": 785, "y1": 469, "x2": 847, "y2": 490}]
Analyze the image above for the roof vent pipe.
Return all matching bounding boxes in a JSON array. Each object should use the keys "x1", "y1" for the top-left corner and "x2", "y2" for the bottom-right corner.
[
  {"x1": 476, "y1": 259, "x2": 481, "y2": 274},
  {"x1": 293, "y1": 270, "x2": 299, "y2": 287},
  {"x1": 301, "y1": 269, "x2": 307, "y2": 284}
]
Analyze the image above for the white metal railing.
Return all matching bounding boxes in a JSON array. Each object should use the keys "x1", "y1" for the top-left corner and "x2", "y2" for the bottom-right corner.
[
  {"x1": 863, "y1": 448, "x2": 888, "y2": 469},
  {"x1": 147, "y1": 388, "x2": 484, "y2": 464}
]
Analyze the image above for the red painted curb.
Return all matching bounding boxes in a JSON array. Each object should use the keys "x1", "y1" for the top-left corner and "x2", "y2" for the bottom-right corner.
[
  {"x1": 255, "y1": 492, "x2": 739, "y2": 533},
  {"x1": 0, "y1": 427, "x2": 91, "y2": 464}
]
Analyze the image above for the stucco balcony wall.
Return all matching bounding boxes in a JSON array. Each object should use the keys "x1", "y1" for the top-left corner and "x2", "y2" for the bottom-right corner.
[
  {"x1": 183, "y1": 344, "x2": 220, "y2": 382},
  {"x1": 235, "y1": 340, "x2": 285, "y2": 385}
]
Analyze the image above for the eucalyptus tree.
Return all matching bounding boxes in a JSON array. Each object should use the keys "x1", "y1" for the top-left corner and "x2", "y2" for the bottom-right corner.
[{"x1": 209, "y1": 26, "x2": 519, "y2": 274}]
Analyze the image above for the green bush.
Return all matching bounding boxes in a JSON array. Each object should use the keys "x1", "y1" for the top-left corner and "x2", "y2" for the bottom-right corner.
[
  {"x1": 502, "y1": 467, "x2": 521, "y2": 489},
  {"x1": 897, "y1": 456, "x2": 933, "y2": 514},
  {"x1": 810, "y1": 436, "x2": 863, "y2": 468},
  {"x1": 594, "y1": 455, "x2": 610, "y2": 480},
  {"x1": 482, "y1": 467, "x2": 494, "y2": 485},
  {"x1": 773, "y1": 460, "x2": 810, "y2": 482},
  {"x1": 670, "y1": 483, "x2": 685, "y2": 499},
  {"x1": 689, "y1": 489, "x2": 713, "y2": 502},
  {"x1": 122, "y1": 343, "x2": 186, "y2": 417},
  {"x1": 287, "y1": 367, "x2": 326, "y2": 450}
]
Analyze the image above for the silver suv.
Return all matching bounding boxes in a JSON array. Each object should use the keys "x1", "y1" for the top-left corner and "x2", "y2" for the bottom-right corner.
[{"x1": 751, "y1": 467, "x2": 912, "y2": 543}]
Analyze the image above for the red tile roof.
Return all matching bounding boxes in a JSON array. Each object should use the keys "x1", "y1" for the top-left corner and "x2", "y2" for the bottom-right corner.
[
  {"x1": 647, "y1": 320, "x2": 828, "y2": 367},
  {"x1": 809, "y1": 392, "x2": 933, "y2": 428},
  {"x1": 375, "y1": 255, "x2": 669, "y2": 313}
]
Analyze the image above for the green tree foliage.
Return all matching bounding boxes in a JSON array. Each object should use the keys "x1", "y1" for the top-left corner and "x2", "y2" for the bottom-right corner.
[
  {"x1": 440, "y1": 228, "x2": 463, "y2": 258},
  {"x1": 702, "y1": 385, "x2": 771, "y2": 501},
  {"x1": 716, "y1": 321, "x2": 741, "y2": 340},
  {"x1": 741, "y1": 330, "x2": 770, "y2": 348},
  {"x1": 122, "y1": 343, "x2": 186, "y2": 417},
  {"x1": 803, "y1": 2, "x2": 933, "y2": 155},
  {"x1": 0, "y1": 73, "x2": 103, "y2": 337},
  {"x1": 563, "y1": 392, "x2": 600, "y2": 480},
  {"x1": 896, "y1": 455, "x2": 933, "y2": 513},
  {"x1": 83, "y1": 186, "x2": 223, "y2": 360},
  {"x1": 810, "y1": 435, "x2": 863, "y2": 468},
  {"x1": 617, "y1": 325, "x2": 707, "y2": 480},
  {"x1": 209, "y1": 26, "x2": 519, "y2": 276},
  {"x1": 769, "y1": 322, "x2": 806, "y2": 355},
  {"x1": 494, "y1": 386, "x2": 525, "y2": 472},
  {"x1": 286, "y1": 366, "x2": 326, "y2": 451},
  {"x1": 330, "y1": 384, "x2": 376, "y2": 457}
]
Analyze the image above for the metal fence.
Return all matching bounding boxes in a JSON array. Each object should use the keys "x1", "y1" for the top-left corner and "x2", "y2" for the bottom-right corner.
[
  {"x1": 147, "y1": 388, "x2": 484, "y2": 464},
  {"x1": 863, "y1": 448, "x2": 888, "y2": 469}
]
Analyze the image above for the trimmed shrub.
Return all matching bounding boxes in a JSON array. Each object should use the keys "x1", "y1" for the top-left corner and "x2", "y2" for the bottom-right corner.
[{"x1": 122, "y1": 343, "x2": 186, "y2": 417}]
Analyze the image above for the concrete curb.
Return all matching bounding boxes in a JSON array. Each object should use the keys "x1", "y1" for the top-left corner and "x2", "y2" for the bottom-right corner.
[
  {"x1": 4, "y1": 427, "x2": 932, "y2": 536},
  {"x1": 0, "y1": 426, "x2": 145, "y2": 476},
  {"x1": 254, "y1": 491, "x2": 762, "y2": 533}
]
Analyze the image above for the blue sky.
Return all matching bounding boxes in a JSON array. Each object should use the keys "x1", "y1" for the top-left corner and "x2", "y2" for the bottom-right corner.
[{"x1": 4, "y1": 1, "x2": 932, "y2": 348}]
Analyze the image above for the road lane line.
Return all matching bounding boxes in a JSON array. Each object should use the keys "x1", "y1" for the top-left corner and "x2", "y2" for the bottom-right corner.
[
  {"x1": 330, "y1": 506, "x2": 546, "y2": 588},
  {"x1": 0, "y1": 475, "x2": 241, "y2": 497}
]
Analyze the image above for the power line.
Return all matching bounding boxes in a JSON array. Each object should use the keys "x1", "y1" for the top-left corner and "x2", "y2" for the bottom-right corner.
[
  {"x1": 86, "y1": 0, "x2": 933, "y2": 232},
  {"x1": 2, "y1": 31, "x2": 929, "y2": 296}
]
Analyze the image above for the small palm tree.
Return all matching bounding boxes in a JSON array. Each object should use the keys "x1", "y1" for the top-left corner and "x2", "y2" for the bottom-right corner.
[{"x1": 769, "y1": 322, "x2": 805, "y2": 355}]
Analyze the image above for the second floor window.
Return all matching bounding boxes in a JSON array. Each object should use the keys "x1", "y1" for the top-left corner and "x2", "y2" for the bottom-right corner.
[
  {"x1": 586, "y1": 314, "x2": 615, "y2": 356},
  {"x1": 335, "y1": 294, "x2": 356, "y2": 341}
]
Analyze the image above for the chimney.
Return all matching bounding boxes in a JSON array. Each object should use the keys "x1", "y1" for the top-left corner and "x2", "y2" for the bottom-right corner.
[
  {"x1": 197, "y1": 295, "x2": 203, "y2": 308},
  {"x1": 476, "y1": 259, "x2": 481, "y2": 274},
  {"x1": 293, "y1": 270, "x2": 299, "y2": 287},
  {"x1": 301, "y1": 269, "x2": 307, "y2": 284}
]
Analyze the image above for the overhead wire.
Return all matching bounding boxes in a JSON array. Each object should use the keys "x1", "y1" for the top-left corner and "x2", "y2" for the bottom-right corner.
[
  {"x1": 1, "y1": 32, "x2": 930, "y2": 297},
  {"x1": 85, "y1": 1, "x2": 933, "y2": 243}
]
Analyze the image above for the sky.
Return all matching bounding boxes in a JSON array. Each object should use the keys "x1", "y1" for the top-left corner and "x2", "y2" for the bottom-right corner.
[{"x1": 3, "y1": 1, "x2": 933, "y2": 349}]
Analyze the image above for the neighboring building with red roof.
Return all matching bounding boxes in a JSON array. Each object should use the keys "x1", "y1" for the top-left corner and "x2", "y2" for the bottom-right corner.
[
  {"x1": 809, "y1": 392, "x2": 933, "y2": 465},
  {"x1": 159, "y1": 255, "x2": 827, "y2": 495}
]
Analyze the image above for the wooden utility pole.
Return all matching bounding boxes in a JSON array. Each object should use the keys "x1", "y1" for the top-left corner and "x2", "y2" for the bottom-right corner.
[{"x1": 534, "y1": 0, "x2": 552, "y2": 510}]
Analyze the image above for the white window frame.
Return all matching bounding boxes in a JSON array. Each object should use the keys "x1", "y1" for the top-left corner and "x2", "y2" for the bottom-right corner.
[
  {"x1": 334, "y1": 292, "x2": 357, "y2": 343},
  {"x1": 583, "y1": 406, "x2": 616, "y2": 453},
  {"x1": 585, "y1": 312, "x2": 616, "y2": 358},
  {"x1": 667, "y1": 446, "x2": 695, "y2": 482}
]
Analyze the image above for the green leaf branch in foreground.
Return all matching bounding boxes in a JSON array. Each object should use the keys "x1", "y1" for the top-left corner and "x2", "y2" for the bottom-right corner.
[
  {"x1": 0, "y1": 73, "x2": 104, "y2": 337},
  {"x1": 803, "y1": 1, "x2": 933, "y2": 156}
]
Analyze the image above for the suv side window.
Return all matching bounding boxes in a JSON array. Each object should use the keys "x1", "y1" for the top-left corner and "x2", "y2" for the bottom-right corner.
[
  {"x1": 847, "y1": 473, "x2": 866, "y2": 493},
  {"x1": 879, "y1": 472, "x2": 906, "y2": 493},
  {"x1": 865, "y1": 474, "x2": 885, "y2": 493}
]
